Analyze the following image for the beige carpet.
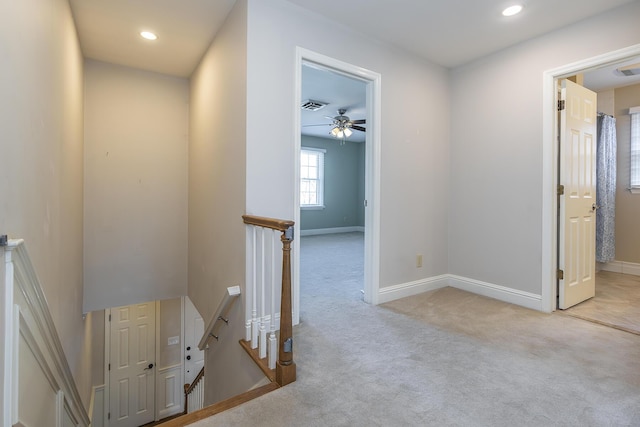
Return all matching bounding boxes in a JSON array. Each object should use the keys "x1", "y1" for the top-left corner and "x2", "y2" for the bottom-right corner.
[
  {"x1": 564, "y1": 271, "x2": 640, "y2": 335},
  {"x1": 191, "y1": 234, "x2": 640, "y2": 426}
]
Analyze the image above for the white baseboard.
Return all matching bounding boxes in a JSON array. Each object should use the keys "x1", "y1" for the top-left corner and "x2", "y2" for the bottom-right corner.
[
  {"x1": 378, "y1": 275, "x2": 449, "y2": 304},
  {"x1": 300, "y1": 226, "x2": 364, "y2": 236},
  {"x1": 600, "y1": 260, "x2": 640, "y2": 276},
  {"x1": 379, "y1": 274, "x2": 543, "y2": 310},
  {"x1": 448, "y1": 275, "x2": 543, "y2": 311}
]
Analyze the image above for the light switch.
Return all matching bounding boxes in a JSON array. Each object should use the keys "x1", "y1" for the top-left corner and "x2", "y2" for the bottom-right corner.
[{"x1": 168, "y1": 336, "x2": 179, "y2": 346}]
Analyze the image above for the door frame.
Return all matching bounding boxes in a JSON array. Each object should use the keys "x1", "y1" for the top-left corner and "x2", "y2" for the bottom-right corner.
[
  {"x1": 293, "y1": 47, "x2": 382, "y2": 323},
  {"x1": 542, "y1": 43, "x2": 640, "y2": 312}
]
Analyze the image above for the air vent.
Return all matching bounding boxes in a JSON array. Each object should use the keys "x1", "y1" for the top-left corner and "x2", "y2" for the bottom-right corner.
[
  {"x1": 615, "y1": 63, "x2": 640, "y2": 77},
  {"x1": 301, "y1": 99, "x2": 328, "y2": 111}
]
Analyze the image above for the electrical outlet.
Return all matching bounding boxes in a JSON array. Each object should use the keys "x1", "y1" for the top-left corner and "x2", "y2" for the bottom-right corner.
[
  {"x1": 168, "y1": 336, "x2": 179, "y2": 346},
  {"x1": 416, "y1": 254, "x2": 423, "y2": 268}
]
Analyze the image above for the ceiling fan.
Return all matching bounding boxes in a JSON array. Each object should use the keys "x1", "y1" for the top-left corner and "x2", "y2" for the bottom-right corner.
[{"x1": 304, "y1": 108, "x2": 366, "y2": 141}]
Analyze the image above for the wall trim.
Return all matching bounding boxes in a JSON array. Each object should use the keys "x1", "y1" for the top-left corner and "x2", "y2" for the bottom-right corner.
[
  {"x1": 600, "y1": 260, "x2": 640, "y2": 276},
  {"x1": 378, "y1": 275, "x2": 449, "y2": 304},
  {"x1": 3, "y1": 240, "x2": 90, "y2": 426},
  {"x1": 300, "y1": 226, "x2": 365, "y2": 236},
  {"x1": 448, "y1": 275, "x2": 543, "y2": 311},
  {"x1": 89, "y1": 384, "x2": 105, "y2": 427},
  {"x1": 377, "y1": 274, "x2": 543, "y2": 311}
]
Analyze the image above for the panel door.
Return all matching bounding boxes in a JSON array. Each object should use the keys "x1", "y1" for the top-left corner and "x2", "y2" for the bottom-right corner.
[
  {"x1": 184, "y1": 297, "x2": 205, "y2": 385},
  {"x1": 109, "y1": 302, "x2": 156, "y2": 426},
  {"x1": 558, "y1": 79, "x2": 597, "y2": 309}
]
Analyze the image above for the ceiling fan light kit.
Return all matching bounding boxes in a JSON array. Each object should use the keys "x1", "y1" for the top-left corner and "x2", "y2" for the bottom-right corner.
[{"x1": 303, "y1": 107, "x2": 366, "y2": 144}]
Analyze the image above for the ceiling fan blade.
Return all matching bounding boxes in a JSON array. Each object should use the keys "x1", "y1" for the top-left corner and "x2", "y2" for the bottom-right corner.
[
  {"x1": 352, "y1": 125, "x2": 366, "y2": 132},
  {"x1": 351, "y1": 119, "x2": 366, "y2": 124},
  {"x1": 302, "y1": 124, "x2": 332, "y2": 127}
]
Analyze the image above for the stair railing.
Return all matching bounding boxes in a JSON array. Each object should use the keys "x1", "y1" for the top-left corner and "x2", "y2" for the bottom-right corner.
[
  {"x1": 183, "y1": 367, "x2": 205, "y2": 414},
  {"x1": 242, "y1": 215, "x2": 296, "y2": 386}
]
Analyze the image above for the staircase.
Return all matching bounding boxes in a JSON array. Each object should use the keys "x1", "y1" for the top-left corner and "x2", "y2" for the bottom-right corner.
[{"x1": 162, "y1": 215, "x2": 296, "y2": 426}]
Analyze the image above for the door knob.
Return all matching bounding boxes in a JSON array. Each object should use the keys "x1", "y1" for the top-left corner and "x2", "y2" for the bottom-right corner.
[
  {"x1": 592, "y1": 203, "x2": 600, "y2": 212},
  {"x1": 144, "y1": 363, "x2": 154, "y2": 370},
  {"x1": 186, "y1": 355, "x2": 191, "y2": 360}
]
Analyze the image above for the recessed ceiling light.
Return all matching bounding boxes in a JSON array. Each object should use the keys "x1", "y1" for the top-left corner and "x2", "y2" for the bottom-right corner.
[
  {"x1": 502, "y1": 5, "x2": 523, "y2": 17},
  {"x1": 140, "y1": 31, "x2": 158, "y2": 41}
]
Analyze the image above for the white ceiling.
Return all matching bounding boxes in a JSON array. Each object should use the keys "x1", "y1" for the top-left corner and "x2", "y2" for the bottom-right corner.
[
  {"x1": 68, "y1": 0, "x2": 236, "y2": 77},
  {"x1": 68, "y1": 0, "x2": 639, "y2": 142},
  {"x1": 301, "y1": 64, "x2": 367, "y2": 143},
  {"x1": 69, "y1": 0, "x2": 637, "y2": 77}
]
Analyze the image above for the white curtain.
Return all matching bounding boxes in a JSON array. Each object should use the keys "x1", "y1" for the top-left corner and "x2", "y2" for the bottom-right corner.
[{"x1": 595, "y1": 114, "x2": 616, "y2": 263}]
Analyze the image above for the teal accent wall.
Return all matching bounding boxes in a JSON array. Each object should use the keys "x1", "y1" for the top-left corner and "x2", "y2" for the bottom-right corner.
[{"x1": 301, "y1": 135, "x2": 365, "y2": 230}]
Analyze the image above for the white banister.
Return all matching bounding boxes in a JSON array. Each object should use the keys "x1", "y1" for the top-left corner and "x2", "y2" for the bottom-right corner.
[
  {"x1": 2, "y1": 239, "x2": 90, "y2": 427},
  {"x1": 244, "y1": 221, "x2": 285, "y2": 371},
  {"x1": 198, "y1": 285, "x2": 241, "y2": 350}
]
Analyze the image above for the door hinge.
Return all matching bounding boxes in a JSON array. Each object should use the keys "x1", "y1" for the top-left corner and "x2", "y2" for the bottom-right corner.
[
  {"x1": 108, "y1": 412, "x2": 110, "y2": 420},
  {"x1": 557, "y1": 269, "x2": 564, "y2": 280},
  {"x1": 109, "y1": 314, "x2": 111, "y2": 322},
  {"x1": 557, "y1": 184, "x2": 565, "y2": 196},
  {"x1": 558, "y1": 100, "x2": 565, "y2": 111},
  {"x1": 108, "y1": 363, "x2": 111, "y2": 371}
]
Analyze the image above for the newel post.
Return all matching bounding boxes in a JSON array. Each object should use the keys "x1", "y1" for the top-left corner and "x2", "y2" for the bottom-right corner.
[{"x1": 276, "y1": 226, "x2": 296, "y2": 386}]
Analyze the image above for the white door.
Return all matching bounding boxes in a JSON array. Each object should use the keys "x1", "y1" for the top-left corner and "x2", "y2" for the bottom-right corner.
[
  {"x1": 184, "y1": 297, "x2": 205, "y2": 385},
  {"x1": 558, "y1": 79, "x2": 597, "y2": 309},
  {"x1": 109, "y1": 302, "x2": 156, "y2": 426}
]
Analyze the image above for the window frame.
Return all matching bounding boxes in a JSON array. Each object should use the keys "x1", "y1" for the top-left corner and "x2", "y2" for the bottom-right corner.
[{"x1": 300, "y1": 147, "x2": 326, "y2": 209}]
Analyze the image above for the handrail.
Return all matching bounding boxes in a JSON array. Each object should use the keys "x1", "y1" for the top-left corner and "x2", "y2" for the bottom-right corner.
[
  {"x1": 242, "y1": 215, "x2": 294, "y2": 232},
  {"x1": 198, "y1": 285, "x2": 241, "y2": 350},
  {"x1": 184, "y1": 367, "x2": 205, "y2": 396},
  {"x1": 183, "y1": 366, "x2": 205, "y2": 415},
  {"x1": 3, "y1": 239, "x2": 90, "y2": 426}
]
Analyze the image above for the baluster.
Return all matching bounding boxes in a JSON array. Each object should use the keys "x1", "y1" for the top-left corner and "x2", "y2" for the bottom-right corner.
[
  {"x1": 269, "y1": 229, "x2": 277, "y2": 369},
  {"x1": 251, "y1": 227, "x2": 258, "y2": 349},
  {"x1": 276, "y1": 227, "x2": 296, "y2": 385},
  {"x1": 259, "y1": 227, "x2": 267, "y2": 358}
]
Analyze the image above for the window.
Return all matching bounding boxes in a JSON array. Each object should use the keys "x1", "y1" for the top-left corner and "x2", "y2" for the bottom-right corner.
[
  {"x1": 300, "y1": 148, "x2": 325, "y2": 208},
  {"x1": 631, "y1": 107, "x2": 640, "y2": 193}
]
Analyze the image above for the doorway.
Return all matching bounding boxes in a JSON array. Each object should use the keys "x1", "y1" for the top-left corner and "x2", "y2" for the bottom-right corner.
[
  {"x1": 104, "y1": 297, "x2": 189, "y2": 426},
  {"x1": 292, "y1": 48, "x2": 382, "y2": 325},
  {"x1": 544, "y1": 44, "x2": 640, "y2": 314},
  {"x1": 299, "y1": 62, "x2": 367, "y2": 305}
]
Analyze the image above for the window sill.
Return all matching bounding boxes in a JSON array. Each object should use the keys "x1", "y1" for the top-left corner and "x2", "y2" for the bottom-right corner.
[
  {"x1": 629, "y1": 188, "x2": 640, "y2": 195},
  {"x1": 301, "y1": 205, "x2": 325, "y2": 211}
]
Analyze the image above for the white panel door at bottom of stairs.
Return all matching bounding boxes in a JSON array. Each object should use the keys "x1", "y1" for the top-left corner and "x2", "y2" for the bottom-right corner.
[
  {"x1": 558, "y1": 79, "x2": 597, "y2": 309},
  {"x1": 109, "y1": 302, "x2": 156, "y2": 427}
]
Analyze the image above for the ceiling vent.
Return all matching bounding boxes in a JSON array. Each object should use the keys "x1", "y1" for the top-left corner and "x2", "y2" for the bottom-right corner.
[
  {"x1": 615, "y1": 63, "x2": 640, "y2": 77},
  {"x1": 301, "y1": 99, "x2": 328, "y2": 111}
]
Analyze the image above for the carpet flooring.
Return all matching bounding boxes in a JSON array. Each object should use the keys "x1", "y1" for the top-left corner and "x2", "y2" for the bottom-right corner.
[
  {"x1": 564, "y1": 271, "x2": 640, "y2": 335},
  {"x1": 191, "y1": 232, "x2": 640, "y2": 427}
]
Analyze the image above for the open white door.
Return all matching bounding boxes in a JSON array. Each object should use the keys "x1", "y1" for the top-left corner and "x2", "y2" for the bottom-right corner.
[
  {"x1": 558, "y1": 79, "x2": 597, "y2": 309},
  {"x1": 109, "y1": 302, "x2": 156, "y2": 426},
  {"x1": 184, "y1": 297, "x2": 205, "y2": 385}
]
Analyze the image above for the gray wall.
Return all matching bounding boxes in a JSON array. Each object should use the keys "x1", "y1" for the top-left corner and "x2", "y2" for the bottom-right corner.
[
  {"x1": 450, "y1": 1, "x2": 640, "y2": 295},
  {"x1": 83, "y1": 60, "x2": 189, "y2": 312},
  {"x1": 300, "y1": 135, "x2": 365, "y2": 230},
  {"x1": 614, "y1": 83, "x2": 640, "y2": 264},
  {"x1": 245, "y1": 0, "x2": 451, "y2": 288},
  {"x1": 0, "y1": 0, "x2": 94, "y2": 406},
  {"x1": 189, "y1": 0, "x2": 264, "y2": 406}
]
